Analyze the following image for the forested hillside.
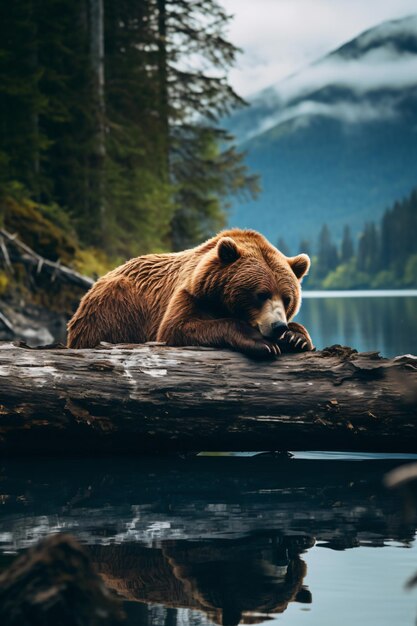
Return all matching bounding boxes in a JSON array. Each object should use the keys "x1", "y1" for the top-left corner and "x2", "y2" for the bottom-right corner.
[
  {"x1": 0, "y1": 0, "x2": 257, "y2": 262},
  {"x1": 298, "y1": 188, "x2": 417, "y2": 289}
]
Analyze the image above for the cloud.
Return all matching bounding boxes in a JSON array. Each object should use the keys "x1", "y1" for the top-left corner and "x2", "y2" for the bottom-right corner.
[
  {"x1": 251, "y1": 99, "x2": 400, "y2": 140},
  {"x1": 222, "y1": 0, "x2": 417, "y2": 96},
  {"x1": 241, "y1": 44, "x2": 417, "y2": 141},
  {"x1": 277, "y1": 48, "x2": 417, "y2": 101},
  {"x1": 358, "y1": 13, "x2": 417, "y2": 47}
]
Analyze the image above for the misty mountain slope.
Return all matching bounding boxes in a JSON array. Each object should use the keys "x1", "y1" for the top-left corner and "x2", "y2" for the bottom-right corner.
[{"x1": 225, "y1": 15, "x2": 417, "y2": 252}]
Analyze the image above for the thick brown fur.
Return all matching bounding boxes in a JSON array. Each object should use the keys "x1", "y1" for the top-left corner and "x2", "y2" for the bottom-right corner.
[{"x1": 67, "y1": 229, "x2": 313, "y2": 359}]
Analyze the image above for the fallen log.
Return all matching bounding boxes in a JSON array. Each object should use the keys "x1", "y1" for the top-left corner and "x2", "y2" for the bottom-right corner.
[
  {"x1": 0, "y1": 342, "x2": 416, "y2": 454},
  {"x1": 0, "y1": 228, "x2": 93, "y2": 289},
  {"x1": 0, "y1": 228, "x2": 92, "y2": 346}
]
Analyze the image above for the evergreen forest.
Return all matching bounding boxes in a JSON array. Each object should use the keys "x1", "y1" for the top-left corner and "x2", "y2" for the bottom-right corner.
[
  {"x1": 0, "y1": 0, "x2": 258, "y2": 274},
  {"x1": 292, "y1": 188, "x2": 417, "y2": 289}
]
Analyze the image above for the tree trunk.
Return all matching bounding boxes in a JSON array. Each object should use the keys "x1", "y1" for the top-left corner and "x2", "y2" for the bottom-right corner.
[
  {"x1": 89, "y1": 0, "x2": 106, "y2": 234},
  {"x1": 157, "y1": 0, "x2": 169, "y2": 175},
  {"x1": 0, "y1": 343, "x2": 416, "y2": 454}
]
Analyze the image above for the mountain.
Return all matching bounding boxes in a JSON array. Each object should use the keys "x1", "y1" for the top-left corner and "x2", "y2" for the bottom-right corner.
[{"x1": 224, "y1": 15, "x2": 417, "y2": 253}]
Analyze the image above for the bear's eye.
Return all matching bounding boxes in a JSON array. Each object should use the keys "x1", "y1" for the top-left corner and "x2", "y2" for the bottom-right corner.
[
  {"x1": 283, "y1": 296, "x2": 291, "y2": 309},
  {"x1": 257, "y1": 291, "x2": 272, "y2": 303}
]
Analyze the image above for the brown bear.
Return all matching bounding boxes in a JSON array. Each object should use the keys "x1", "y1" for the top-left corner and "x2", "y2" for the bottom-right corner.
[{"x1": 67, "y1": 228, "x2": 313, "y2": 358}]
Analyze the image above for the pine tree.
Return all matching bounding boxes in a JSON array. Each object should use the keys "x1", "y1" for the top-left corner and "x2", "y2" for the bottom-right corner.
[
  {"x1": 103, "y1": 0, "x2": 175, "y2": 254},
  {"x1": 0, "y1": 0, "x2": 258, "y2": 258},
  {"x1": 0, "y1": 0, "x2": 47, "y2": 196},
  {"x1": 378, "y1": 189, "x2": 417, "y2": 278},
  {"x1": 38, "y1": 0, "x2": 97, "y2": 223},
  {"x1": 340, "y1": 225, "x2": 354, "y2": 263},
  {"x1": 89, "y1": 0, "x2": 106, "y2": 236},
  {"x1": 357, "y1": 222, "x2": 378, "y2": 274},
  {"x1": 156, "y1": 0, "x2": 259, "y2": 249},
  {"x1": 317, "y1": 224, "x2": 338, "y2": 278}
]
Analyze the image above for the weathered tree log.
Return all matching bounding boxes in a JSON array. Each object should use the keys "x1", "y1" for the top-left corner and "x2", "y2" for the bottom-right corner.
[
  {"x1": 0, "y1": 342, "x2": 416, "y2": 454},
  {"x1": 0, "y1": 228, "x2": 93, "y2": 289},
  {"x1": 0, "y1": 228, "x2": 92, "y2": 345}
]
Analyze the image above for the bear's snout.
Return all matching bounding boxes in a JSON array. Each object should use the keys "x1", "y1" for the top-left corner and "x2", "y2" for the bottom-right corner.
[
  {"x1": 271, "y1": 321, "x2": 289, "y2": 337},
  {"x1": 255, "y1": 296, "x2": 288, "y2": 338}
]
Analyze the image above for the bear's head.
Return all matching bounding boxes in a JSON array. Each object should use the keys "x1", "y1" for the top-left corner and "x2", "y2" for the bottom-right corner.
[{"x1": 191, "y1": 229, "x2": 310, "y2": 339}]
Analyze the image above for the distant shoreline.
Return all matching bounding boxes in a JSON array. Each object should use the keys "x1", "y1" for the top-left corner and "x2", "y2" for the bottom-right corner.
[{"x1": 303, "y1": 289, "x2": 417, "y2": 298}]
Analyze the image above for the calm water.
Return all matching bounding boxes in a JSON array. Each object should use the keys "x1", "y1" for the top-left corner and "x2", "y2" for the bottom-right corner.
[
  {"x1": 297, "y1": 290, "x2": 417, "y2": 357},
  {"x1": 0, "y1": 292, "x2": 416, "y2": 624},
  {"x1": 0, "y1": 457, "x2": 416, "y2": 625}
]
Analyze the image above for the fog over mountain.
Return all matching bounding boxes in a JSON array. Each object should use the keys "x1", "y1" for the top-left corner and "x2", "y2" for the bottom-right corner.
[{"x1": 225, "y1": 15, "x2": 417, "y2": 252}]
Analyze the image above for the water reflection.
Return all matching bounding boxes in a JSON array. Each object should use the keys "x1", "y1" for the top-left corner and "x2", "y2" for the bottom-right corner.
[
  {"x1": 296, "y1": 293, "x2": 417, "y2": 356},
  {"x1": 0, "y1": 457, "x2": 416, "y2": 625},
  {"x1": 91, "y1": 534, "x2": 313, "y2": 625}
]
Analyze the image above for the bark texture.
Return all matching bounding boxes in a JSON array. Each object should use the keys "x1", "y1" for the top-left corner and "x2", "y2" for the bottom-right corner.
[{"x1": 0, "y1": 342, "x2": 416, "y2": 454}]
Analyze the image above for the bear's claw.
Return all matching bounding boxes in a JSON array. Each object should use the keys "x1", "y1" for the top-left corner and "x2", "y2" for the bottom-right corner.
[
  {"x1": 271, "y1": 343, "x2": 281, "y2": 356},
  {"x1": 260, "y1": 341, "x2": 281, "y2": 357},
  {"x1": 243, "y1": 339, "x2": 282, "y2": 359},
  {"x1": 280, "y1": 330, "x2": 311, "y2": 353}
]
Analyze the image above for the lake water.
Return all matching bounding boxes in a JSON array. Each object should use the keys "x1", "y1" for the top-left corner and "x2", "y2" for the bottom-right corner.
[
  {"x1": 298, "y1": 290, "x2": 417, "y2": 357},
  {"x1": 0, "y1": 291, "x2": 416, "y2": 624}
]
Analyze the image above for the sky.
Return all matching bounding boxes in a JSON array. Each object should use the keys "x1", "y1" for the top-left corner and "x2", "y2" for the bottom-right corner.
[{"x1": 221, "y1": 0, "x2": 417, "y2": 97}]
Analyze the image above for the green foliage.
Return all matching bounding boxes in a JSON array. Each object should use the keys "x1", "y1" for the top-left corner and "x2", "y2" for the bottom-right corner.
[
  {"x1": 0, "y1": 271, "x2": 9, "y2": 296},
  {"x1": 2, "y1": 196, "x2": 77, "y2": 263},
  {"x1": 162, "y1": 0, "x2": 259, "y2": 249},
  {"x1": 322, "y1": 260, "x2": 369, "y2": 290},
  {"x1": 105, "y1": 154, "x2": 175, "y2": 255},
  {"x1": 371, "y1": 270, "x2": 399, "y2": 289},
  {"x1": 0, "y1": 195, "x2": 86, "y2": 313},
  {"x1": 403, "y1": 254, "x2": 417, "y2": 287},
  {"x1": 171, "y1": 126, "x2": 258, "y2": 249},
  {"x1": 0, "y1": 0, "x2": 256, "y2": 260},
  {"x1": 0, "y1": 1, "x2": 48, "y2": 195},
  {"x1": 73, "y1": 247, "x2": 114, "y2": 279}
]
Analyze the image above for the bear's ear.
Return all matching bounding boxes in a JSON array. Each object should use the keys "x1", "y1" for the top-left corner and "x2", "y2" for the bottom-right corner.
[
  {"x1": 217, "y1": 237, "x2": 240, "y2": 264},
  {"x1": 288, "y1": 253, "x2": 310, "y2": 280}
]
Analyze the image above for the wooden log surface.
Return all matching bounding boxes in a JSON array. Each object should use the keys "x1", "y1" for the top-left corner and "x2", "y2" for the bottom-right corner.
[{"x1": 0, "y1": 341, "x2": 416, "y2": 454}]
